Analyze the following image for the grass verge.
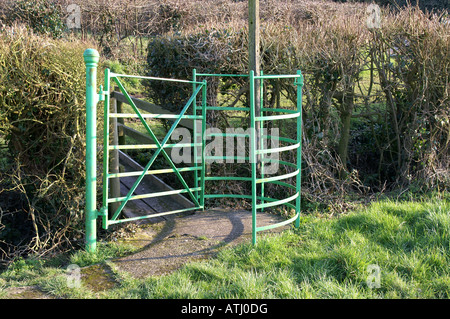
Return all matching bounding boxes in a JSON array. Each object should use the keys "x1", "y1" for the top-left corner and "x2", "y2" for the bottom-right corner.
[{"x1": 1, "y1": 196, "x2": 449, "y2": 299}]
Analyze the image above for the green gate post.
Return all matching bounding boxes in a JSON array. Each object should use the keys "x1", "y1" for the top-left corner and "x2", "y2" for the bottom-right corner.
[
  {"x1": 296, "y1": 70, "x2": 303, "y2": 228},
  {"x1": 192, "y1": 69, "x2": 199, "y2": 202},
  {"x1": 249, "y1": 70, "x2": 257, "y2": 245},
  {"x1": 84, "y1": 49, "x2": 100, "y2": 253}
]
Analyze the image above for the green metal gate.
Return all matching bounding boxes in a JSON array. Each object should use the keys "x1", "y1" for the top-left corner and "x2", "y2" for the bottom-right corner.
[
  {"x1": 83, "y1": 49, "x2": 303, "y2": 252},
  {"x1": 100, "y1": 70, "x2": 206, "y2": 230}
]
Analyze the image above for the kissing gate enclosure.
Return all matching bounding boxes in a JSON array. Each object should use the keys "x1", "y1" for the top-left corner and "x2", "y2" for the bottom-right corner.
[{"x1": 83, "y1": 49, "x2": 303, "y2": 252}]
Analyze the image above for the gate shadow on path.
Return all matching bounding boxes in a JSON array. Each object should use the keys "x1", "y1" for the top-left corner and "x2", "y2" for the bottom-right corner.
[{"x1": 111, "y1": 209, "x2": 288, "y2": 277}]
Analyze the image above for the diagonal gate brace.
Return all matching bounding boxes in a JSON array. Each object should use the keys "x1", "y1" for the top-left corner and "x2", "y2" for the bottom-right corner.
[{"x1": 110, "y1": 77, "x2": 203, "y2": 222}]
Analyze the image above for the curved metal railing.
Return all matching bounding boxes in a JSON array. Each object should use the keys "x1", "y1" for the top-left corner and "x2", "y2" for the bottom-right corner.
[{"x1": 196, "y1": 70, "x2": 303, "y2": 244}]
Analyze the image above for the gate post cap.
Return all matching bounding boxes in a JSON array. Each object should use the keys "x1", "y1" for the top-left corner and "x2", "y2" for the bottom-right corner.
[{"x1": 83, "y1": 48, "x2": 99, "y2": 65}]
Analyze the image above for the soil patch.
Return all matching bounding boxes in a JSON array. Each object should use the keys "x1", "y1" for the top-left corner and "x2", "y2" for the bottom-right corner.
[
  {"x1": 80, "y1": 264, "x2": 117, "y2": 293},
  {"x1": 4, "y1": 286, "x2": 55, "y2": 299}
]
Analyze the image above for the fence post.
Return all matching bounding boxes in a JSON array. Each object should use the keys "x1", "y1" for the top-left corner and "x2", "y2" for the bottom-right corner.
[
  {"x1": 110, "y1": 96, "x2": 121, "y2": 219},
  {"x1": 84, "y1": 48, "x2": 99, "y2": 253},
  {"x1": 115, "y1": 86, "x2": 125, "y2": 146}
]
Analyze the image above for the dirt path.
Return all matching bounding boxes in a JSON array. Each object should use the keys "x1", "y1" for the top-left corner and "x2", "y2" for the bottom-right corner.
[{"x1": 111, "y1": 208, "x2": 289, "y2": 277}]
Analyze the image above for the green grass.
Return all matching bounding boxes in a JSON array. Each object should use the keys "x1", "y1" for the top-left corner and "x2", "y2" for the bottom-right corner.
[{"x1": 1, "y1": 196, "x2": 449, "y2": 298}]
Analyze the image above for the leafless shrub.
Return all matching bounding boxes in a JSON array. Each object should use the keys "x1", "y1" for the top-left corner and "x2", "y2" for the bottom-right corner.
[
  {"x1": 0, "y1": 25, "x2": 98, "y2": 261},
  {"x1": 142, "y1": 1, "x2": 448, "y2": 212},
  {"x1": 370, "y1": 5, "x2": 450, "y2": 188}
]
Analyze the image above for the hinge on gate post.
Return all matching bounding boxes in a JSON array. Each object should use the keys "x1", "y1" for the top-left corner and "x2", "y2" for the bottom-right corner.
[
  {"x1": 98, "y1": 206, "x2": 109, "y2": 230},
  {"x1": 98, "y1": 206, "x2": 108, "y2": 218},
  {"x1": 98, "y1": 85, "x2": 109, "y2": 101},
  {"x1": 294, "y1": 78, "x2": 304, "y2": 87}
]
